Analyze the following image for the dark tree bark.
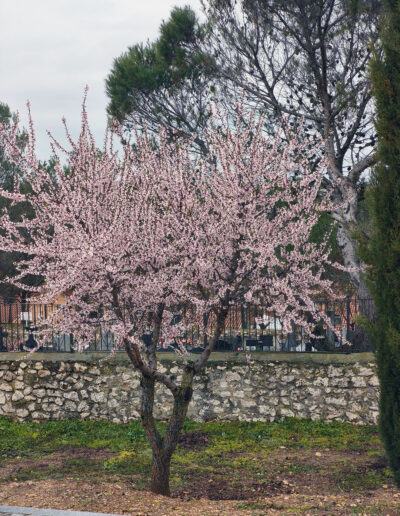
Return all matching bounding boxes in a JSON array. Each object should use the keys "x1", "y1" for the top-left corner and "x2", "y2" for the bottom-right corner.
[
  {"x1": 140, "y1": 375, "x2": 166, "y2": 494},
  {"x1": 140, "y1": 373, "x2": 189, "y2": 497},
  {"x1": 150, "y1": 447, "x2": 171, "y2": 496},
  {"x1": 123, "y1": 301, "x2": 229, "y2": 496}
]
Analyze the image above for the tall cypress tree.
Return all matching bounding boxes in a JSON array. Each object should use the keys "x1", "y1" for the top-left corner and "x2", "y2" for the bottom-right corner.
[{"x1": 369, "y1": 0, "x2": 400, "y2": 486}]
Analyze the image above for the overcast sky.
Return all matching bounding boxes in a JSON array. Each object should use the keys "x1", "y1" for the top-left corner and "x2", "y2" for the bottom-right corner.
[{"x1": 0, "y1": 0, "x2": 202, "y2": 161}]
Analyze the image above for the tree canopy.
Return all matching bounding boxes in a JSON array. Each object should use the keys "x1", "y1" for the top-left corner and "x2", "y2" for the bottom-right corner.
[
  {"x1": 0, "y1": 102, "x2": 32, "y2": 300},
  {"x1": 0, "y1": 96, "x2": 348, "y2": 495},
  {"x1": 106, "y1": 1, "x2": 382, "y2": 304},
  {"x1": 106, "y1": 6, "x2": 216, "y2": 155},
  {"x1": 202, "y1": 0, "x2": 381, "y2": 300},
  {"x1": 0, "y1": 103, "x2": 56, "y2": 299}
]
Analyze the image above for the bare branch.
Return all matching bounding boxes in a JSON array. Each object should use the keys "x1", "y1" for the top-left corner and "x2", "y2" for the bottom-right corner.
[
  {"x1": 349, "y1": 152, "x2": 377, "y2": 185},
  {"x1": 124, "y1": 338, "x2": 179, "y2": 395}
]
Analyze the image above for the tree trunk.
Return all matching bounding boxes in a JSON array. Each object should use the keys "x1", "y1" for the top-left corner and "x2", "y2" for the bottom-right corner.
[
  {"x1": 336, "y1": 220, "x2": 362, "y2": 291},
  {"x1": 150, "y1": 447, "x2": 171, "y2": 496},
  {"x1": 336, "y1": 209, "x2": 376, "y2": 350},
  {"x1": 138, "y1": 308, "x2": 227, "y2": 496},
  {"x1": 140, "y1": 365, "x2": 195, "y2": 496},
  {"x1": 147, "y1": 387, "x2": 193, "y2": 496}
]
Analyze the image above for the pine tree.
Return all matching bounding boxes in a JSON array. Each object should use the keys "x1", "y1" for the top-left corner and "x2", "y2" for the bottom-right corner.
[
  {"x1": 106, "y1": 7, "x2": 215, "y2": 156},
  {"x1": 369, "y1": 0, "x2": 400, "y2": 486}
]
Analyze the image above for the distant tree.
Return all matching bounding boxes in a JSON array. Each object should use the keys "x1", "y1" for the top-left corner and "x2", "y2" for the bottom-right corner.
[
  {"x1": 368, "y1": 0, "x2": 400, "y2": 486},
  {"x1": 203, "y1": 0, "x2": 381, "y2": 308},
  {"x1": 106, "y1": 6, "x2": 216, "y2": 155},
  {"x1": 0, "y1": 97, "x2": 347, "y2": 495},
  {"x1": 0, "y1": 103, "x2": 25, "y2": 190},
  {"x1": 0, "y1": 103, "x2": 52, "y2": 300},
  {"x1": 105, "y1": 3, "x2": 348, "y2": 298},
  {"x1": 0, "y1": 102, "x2": 31, "y2": 300}
]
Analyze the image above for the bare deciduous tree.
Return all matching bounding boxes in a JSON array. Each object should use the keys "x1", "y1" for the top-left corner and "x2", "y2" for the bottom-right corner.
[{"x1": 203, "y1": 0, "x2": 380, "y2": 309}]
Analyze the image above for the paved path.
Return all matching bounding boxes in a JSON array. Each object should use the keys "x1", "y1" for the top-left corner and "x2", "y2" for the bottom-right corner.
[{"x1": 0, "y1": 507, "x2": 124, "y2": 516}]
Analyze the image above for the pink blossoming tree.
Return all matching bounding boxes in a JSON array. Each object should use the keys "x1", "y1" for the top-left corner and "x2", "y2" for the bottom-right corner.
[{"x1": 0, "y1": 95, "x2": 344, "y2": 495}]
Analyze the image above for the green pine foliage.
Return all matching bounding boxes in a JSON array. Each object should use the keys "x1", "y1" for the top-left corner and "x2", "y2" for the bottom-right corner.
[
  {"x1": 0, "y1": 103, "x2": 53, "y2": 298},
  {"x1": 369, "y1": 0, "x2": 400, "y2": 487},
  {"x1": 106, "y1": 6, "x2": 214, "y2": 126},
  {"x1": 0, "y1": 103, "x2": 30, "y2": 299}
]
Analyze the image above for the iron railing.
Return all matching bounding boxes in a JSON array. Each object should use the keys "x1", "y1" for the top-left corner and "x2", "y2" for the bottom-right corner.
[{"x1": 0, "y1": 297, "x2": 374, "y2": 354}]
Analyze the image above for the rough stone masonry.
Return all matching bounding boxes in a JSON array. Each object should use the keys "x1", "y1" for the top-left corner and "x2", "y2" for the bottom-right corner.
[{"x1": 0, "y1": 353, "x2": 379, "y2": 424}]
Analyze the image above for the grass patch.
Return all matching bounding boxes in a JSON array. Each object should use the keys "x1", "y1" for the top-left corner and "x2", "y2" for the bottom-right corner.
[
  {"x1": 0, "y1": 416, "x2": 380, "y2": 460},
  {"x1": 286, "y1": 463, "x2": 320, "y2": 474},
  {"x1": 0, "y1": 417, "x2": 147, "y2": 458},
  {"x1": 103, "y1": 450, "x2": 151, "y2": 475},
  {"x1": 0, "y1": 415, "x2": 390, "y2": 499},
  {"x1": 336, "y1": 467, "x2": 393, "y2": 492},
  {"x1": 182, "y1": 418, "x2": 380, "y2": 451},
  {"x1": 236, "y1": 501, "x2": 267, "y2": 510}
]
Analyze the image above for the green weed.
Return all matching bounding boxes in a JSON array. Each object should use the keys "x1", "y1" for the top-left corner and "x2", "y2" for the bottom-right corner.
[
  {"x1": 337, "y1": 468, "x2": 392, "y2": 491},
  {"x1": 0, "y1": 415, "x2": 387, "y2": 496}
]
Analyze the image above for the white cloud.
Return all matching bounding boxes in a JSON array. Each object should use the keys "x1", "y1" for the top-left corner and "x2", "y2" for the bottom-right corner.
[{"x1": 0, "y1": 0, "x2": 203, "y2": 160}]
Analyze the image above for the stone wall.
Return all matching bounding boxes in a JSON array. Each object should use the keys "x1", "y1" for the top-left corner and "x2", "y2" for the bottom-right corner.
[{"x1": 0, "y1": 353, "x2": 379, "y2": 425}]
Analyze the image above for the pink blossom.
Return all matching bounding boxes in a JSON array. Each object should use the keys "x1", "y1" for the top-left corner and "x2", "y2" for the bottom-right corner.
[{"x1": 0, "y1": 96, "x2": 347, "y2": 388}]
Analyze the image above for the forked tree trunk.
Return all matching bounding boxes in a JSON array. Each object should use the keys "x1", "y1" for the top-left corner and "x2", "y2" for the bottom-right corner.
[
  {"x1": 140, "y1": 366, "x2": 195, "y2": 496},
  {"x1": 137, "y1": 306, "x2": 228, "y2": 496}
]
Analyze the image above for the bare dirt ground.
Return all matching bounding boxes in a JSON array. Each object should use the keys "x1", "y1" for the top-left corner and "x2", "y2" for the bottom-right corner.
[
  {"x1": 1, "y1": 478, "x2": 400, "y2": 515},
  {"x1": 1, "y1": 446, "x2": 400, "y2": 515}
]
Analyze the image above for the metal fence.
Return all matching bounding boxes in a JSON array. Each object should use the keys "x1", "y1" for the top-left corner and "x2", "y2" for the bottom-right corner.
[{"x1": 0, "y1": 297, "x2": 374, "y2": 354}]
